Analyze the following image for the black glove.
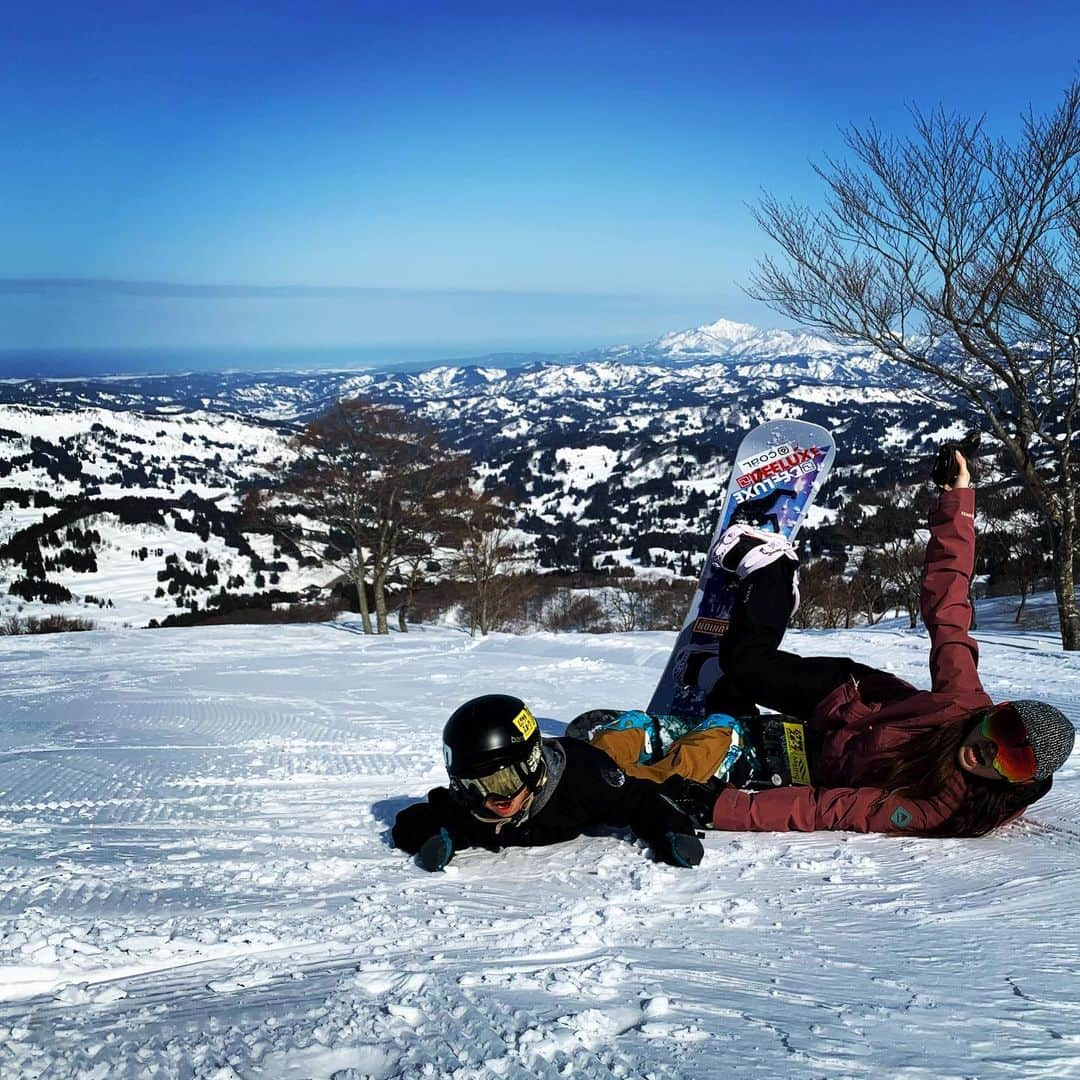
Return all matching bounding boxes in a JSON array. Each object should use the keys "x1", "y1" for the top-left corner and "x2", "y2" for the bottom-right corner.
[
  {"x1": 659, "y1": 776, "x2": 721, "y2": 829},
  {"x1": 418, "y1": 828, "x2": 454, "y2": 872},
  {"x1": 932, "y1": 430, "x2": 980, "y2": 487},
  {"x1": 392, "y1": 801, "x2": 447, "y2": 854},
  {"x1": 655, "y1": 830, "x2": 704, "y2": 868}
]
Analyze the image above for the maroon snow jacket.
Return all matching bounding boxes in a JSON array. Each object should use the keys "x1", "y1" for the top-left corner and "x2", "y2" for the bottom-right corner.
[{"x1": 711, "y1": 488, "x2": 994, "y2": 834}]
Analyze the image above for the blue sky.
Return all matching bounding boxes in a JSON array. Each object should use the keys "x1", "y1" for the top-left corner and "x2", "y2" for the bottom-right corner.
[{"x1": 2, "y1": 1, "x2": 1079, "y2": 367}]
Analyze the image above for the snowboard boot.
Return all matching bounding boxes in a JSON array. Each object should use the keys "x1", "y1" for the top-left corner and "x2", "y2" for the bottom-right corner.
[
  {"x1": 711, "y1": 524, "x2": 800, "y2": 614},
  {"x1": 712, "y1": 524, "x2": 797, "y2": 577},
  {"x1": 693, "y1": 713, "x2": 744, "y2": 782},
  {"x1": 565, "y1": 709, "x2": 624, "y2": 743}
]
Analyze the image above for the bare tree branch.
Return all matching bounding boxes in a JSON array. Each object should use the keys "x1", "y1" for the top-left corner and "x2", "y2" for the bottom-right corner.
[{"x1": 749, "y1": 81, "x2": 1080, "y2": 649}]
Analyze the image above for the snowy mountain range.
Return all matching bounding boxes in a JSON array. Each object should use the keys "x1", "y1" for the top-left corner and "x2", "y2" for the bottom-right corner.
[{"x1": 0, "y1": 318, "x2": 967, "y2": 627}]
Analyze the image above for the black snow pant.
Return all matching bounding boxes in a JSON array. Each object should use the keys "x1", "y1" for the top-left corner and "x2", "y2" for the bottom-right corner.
[{"x1": 707, "y1": 558, "x2": 879, "y2": 723}]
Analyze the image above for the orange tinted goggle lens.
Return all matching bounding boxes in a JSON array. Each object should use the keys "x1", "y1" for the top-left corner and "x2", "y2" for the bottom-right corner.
[
  {"x1": 981, "y1": 706, "x2": 1037, "y2": 782},
  {"x1": 452, "y1": 764, "x2": 526, "y2": 801}
]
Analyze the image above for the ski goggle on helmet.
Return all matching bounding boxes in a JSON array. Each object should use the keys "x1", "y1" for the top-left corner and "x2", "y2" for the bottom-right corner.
[
  {"x1": 980, "y1": 703, "x2": 1037, "y2": 783},
  {"x1": 450, "y1": 759, "x2": 535, "y2": 804}
]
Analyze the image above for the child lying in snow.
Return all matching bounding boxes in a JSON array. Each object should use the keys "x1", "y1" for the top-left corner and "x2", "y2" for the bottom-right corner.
[{"x1": 391, "y1": 694, "x2": 718, "y2": 871}]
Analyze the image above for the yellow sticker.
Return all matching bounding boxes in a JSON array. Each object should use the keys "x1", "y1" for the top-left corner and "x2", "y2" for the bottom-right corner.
[
  {"x1": 783, "y1": 722, "x2": 811, "y2": 786},
  {"x1": 512, "y1": 707, "x2": 537, "y2": 739}
]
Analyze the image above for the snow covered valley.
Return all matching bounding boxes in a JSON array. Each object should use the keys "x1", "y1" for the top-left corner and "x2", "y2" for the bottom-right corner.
[{"x1": 0, "y1": 612, "x2": 1077, "y2": 1078}]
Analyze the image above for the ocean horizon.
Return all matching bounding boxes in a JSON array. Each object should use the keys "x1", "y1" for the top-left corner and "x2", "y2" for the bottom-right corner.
[{"x1": 0, "y1": 344, "x2": 572, "y2": 380}]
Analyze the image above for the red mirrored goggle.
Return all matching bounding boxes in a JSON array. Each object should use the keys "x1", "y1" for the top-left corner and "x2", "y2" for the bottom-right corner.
[{"x1": 981, "y1": 704, "x2": 1037, "y2": 783}]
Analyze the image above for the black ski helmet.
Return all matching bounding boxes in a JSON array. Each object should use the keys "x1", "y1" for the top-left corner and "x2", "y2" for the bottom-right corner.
[{"x1": 442, "y1": 694, "x2": 545, "y2": 810}]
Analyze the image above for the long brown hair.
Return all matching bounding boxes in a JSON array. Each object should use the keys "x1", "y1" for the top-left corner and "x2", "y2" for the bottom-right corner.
[{"x1": 865, "y1": 715, "x2": 1051, "y2": 838}]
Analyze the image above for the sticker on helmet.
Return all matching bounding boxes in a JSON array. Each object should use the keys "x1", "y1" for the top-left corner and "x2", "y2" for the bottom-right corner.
[
  {"x1": 512, "y1": 707, "x2": 537, "y2": 739},
  {"x1": 443, "y1": 744, "x2": 452, "y2": 768}
]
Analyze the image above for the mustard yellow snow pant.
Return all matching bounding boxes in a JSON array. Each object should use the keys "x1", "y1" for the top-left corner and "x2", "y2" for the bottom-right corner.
[{"x1": 590, "y1": 725, "x2": 734, "y2": 784}]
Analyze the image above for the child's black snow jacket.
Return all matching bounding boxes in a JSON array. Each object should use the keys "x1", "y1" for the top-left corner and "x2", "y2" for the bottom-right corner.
[{"x1": 392, "y1": 737, "x2": 699, "y2": 863}]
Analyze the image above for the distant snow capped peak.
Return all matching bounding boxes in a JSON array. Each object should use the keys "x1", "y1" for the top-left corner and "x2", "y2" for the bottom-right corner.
[
  {"x1": 643, "y1": 315, "x2": 885, "y2": 367},
  {"x1": 652, "y1": 318, "x2": 759, "y2": 355},
  {"x1": 694, "y1": 317, "x2": 759, "y2": 342}
]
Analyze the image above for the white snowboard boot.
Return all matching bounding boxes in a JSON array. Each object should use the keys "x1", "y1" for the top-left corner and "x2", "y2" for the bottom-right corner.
[{"x1": 711, "y1": 524, "x2": 800, "y2": 612}]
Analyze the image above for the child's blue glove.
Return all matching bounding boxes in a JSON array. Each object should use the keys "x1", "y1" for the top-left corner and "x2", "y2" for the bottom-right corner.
[
  {"x1": 418, "y1": 827, "x2": 455, "y2": 872},
  {"x1": 658, "y1": 831, "x2": 704, "y2": 868}
]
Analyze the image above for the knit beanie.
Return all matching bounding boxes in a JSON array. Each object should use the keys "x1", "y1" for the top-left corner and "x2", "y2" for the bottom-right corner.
[{"x1": 1010, "y1": 700, "x2": 1075, "y2": 780}]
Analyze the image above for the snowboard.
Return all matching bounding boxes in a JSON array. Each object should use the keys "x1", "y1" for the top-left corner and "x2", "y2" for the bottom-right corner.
[
  {"x1": 565, "y1": 708, "x2": 813, "y2": 789},
  {"x1": 647, "y1": 419, "x2": 836, "y2": 720}
]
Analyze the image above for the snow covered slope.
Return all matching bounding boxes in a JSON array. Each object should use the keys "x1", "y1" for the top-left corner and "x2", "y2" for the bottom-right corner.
[
  {"x1": 0, "y1": 609, "x2": 1077, "y2": 1077},
  {"x1": 0, "y1": 402, "x2": 333, "y2": 627}
]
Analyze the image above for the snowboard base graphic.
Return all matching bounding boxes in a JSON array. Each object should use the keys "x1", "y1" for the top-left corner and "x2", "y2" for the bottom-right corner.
[{"x1": 647, "y1": 419, "x2": 836, "y2": 720}]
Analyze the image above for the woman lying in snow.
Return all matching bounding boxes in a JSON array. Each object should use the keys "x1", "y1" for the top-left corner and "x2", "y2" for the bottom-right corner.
[
  {"x1": 391, "y1": 693, "x2": 708, "y2": 871},
  {"x1": 633, "y1": 450, "x2": 1073, "y2": 838}
]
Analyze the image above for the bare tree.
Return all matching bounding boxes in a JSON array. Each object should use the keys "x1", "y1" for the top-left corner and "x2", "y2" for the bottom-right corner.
[
  {"x1": 541, "y1": 589, "x2": 609, "y2": 633},
  {"x1": 603, "y1": 579, "x2": 652, "y2": 632},
  {"x1": 449, "y1": 495, "x2": 522, "y2": 636},
  {"x1": 792, "y1": 559, "x2": 852, "y2": 629},
  {"x1": 603, "y1": 578, "x2": 698, "y2": 632},
  {"x1": 999, "y1": 531, "x2": 1044, "y2": 626},
  {"x1": 271, "y1": 400, "x2": 469, "y2": 634},
  {"x1": 393, "y1": 543, "x2": 431, "y2": 633},
  {"x1": 876, "y1": 537, "x2": 927, "y2": 629},
  {"x1": 982, "y1": 514, "x2": 1048, "y2": 625},
  {"x1": 850, "y1": 557, "x2": 890, "y2": 626},
  {"x1": 751, "y1": 82, "x2": 1080, "y2": 649}
]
